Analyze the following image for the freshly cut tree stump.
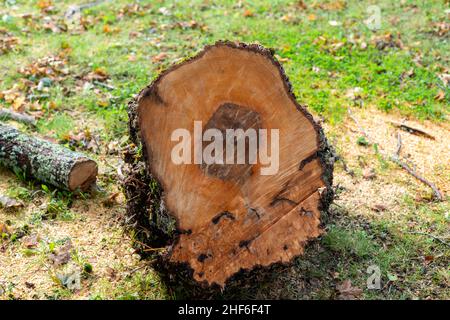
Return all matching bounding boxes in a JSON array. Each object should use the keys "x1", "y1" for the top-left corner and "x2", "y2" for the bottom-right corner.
[
  {"x1": 125, "y1": 41, "x2": 334, "y2": 289},
  {"x1": 0, "y1": 124, "x2": 98, "y2": 191}
]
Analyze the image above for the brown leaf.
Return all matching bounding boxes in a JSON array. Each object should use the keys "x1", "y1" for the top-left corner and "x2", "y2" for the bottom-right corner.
[
  {"x1": 363, "y1": 168, "x2": 376, "y2": 180},
  {"x1": 49, "y1": 240, "x2": 73, "y2": 266},
  {"x1": 103, "y1": 24, "x2": 111, "y2": 33},
  {"x1": 0, "y1": 34, "x2": 19, "y2": 54},
  {"x1": 336, "y1": 279, "x2": 363, "y2": 300},
  {"x1": 37, "y1": 0, "x2": 52, "y2": 10},
  {"x1": 438, "y1": 73, "x2": 449, "y2": 87},
  {"x1": 0, "y1": 195, "x2": 24, "y2": 209},
  {"x1": 83, "y1": 67, "x2": 109, "y2": 82},
  {"x1": 372, "y1": 204, "x2": 388, "y2": 212},
  {"x1": 102, "y1": 192, "x2": 120, "y2": 207},
  {"x1": 0, "y1": 222, "x2": 11, "y2": 235},
  {"x1": 23, "y1": 234, "x2": 39, "y2": 248},
  {"x1": 274, "y1": 54, "x2": 289, "y2": 63},
  {"x1": 314, "y1": 0, "x2": 346, "y2": 11},
  {"x1": 434, "y1": 90, "x2": 445, "y2": 101},
  {"x1": 243, "y1": 9, "x2": 254, "y2": 17},
  {"x1": 307, "y1": 14, "x2": 317, "y2": 21},
  {"x1": 152, "y1": 52, "x2": 168, "y2": 63},
  {"x1": 129, "y1": 31, "x2": 141, "y2": 38},
  {"x1": 296, "y1": 0, "x2": 308, "y2": 10},
  {"x1": 400, "y1": 68, "x2": 415, "y2": 80},
  {"x1": 431, "y1": 22, "x2": 449, "y2": 37}
]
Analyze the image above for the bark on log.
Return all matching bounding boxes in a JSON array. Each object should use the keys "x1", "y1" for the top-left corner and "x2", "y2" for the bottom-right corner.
[
  {"x1": 0, "y1": 109, "x2": 37, "y2": 126},
  {"x1": 0, "y1": 124, "x2": 97, "y2": 191},
  {"x1": 125, "y1": 41, "x2": 334, "y2": 290}
]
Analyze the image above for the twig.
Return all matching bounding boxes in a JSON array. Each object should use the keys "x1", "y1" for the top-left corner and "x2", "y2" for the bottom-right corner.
[
  {"x1": 65, "y1": 0, "x2": 111, "y2": 19},
  {"x1": 347, "y1": 108, "x2": 372, "y2": 144},
  {"x1": 390, "y1": 156, "x2": 443, "y2": 201},
  {"x1": 126, "y1": 263, "x2": 155, "y2": 276},
  {"x1": 389, "y1": 121, "x2": 435, "y2": 140},
  {"x1": 348, "y1": 108, "x2": 443, "y2": 201},
  {"x1": 391, "y1": 132, "x2": 443, "y2": 201},
  {"x1": 336, "y1": 154, "x2": 355, "y2": 177},
  {"x1": 395, "y1": 132, "x2": 402, "y2": 157},
  {"x1": 93, "y1": 80, "x2": 115, "y2": 90},
  {"x1": 0, "y1": 109, "x2": 36, "y2": 126},
  {"x1": 406, "y1": 231, "x2": 449, "y2": 247}
]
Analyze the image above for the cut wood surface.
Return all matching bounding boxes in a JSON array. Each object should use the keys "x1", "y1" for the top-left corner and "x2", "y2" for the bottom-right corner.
[
  {"x1": 127, "y1": 41, "x2": 334, "y2": 287},
  {"x1": 0, "y1": 124, "x2": 97, "y2": 191}
]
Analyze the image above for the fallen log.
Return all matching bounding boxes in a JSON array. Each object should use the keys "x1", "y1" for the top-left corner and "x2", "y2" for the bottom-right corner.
[
  {"x1": 0, "y1": 124, "x2": 98, "y2": 192},
  {"x1": 0, "y1": 109, "x2": 37, "y2": 126},
  {"x1": 125, "y1": 41, "x2": 334, "y2": 289}
]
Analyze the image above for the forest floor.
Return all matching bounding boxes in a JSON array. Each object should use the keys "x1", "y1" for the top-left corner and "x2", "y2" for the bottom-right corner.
[{"x1": 0, "y1": 0, "x2": 448, "y2": 299}]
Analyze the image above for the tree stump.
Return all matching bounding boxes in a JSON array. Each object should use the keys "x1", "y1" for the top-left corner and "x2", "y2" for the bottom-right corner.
[{"x1": 125, "y1": 41, "x2": 334, "y2": 290}]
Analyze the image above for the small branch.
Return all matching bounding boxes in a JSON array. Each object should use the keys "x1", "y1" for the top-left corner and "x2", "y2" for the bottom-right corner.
[
  {"x1": 347, "y1": 108, "x2": 372, "y2": 144},
  {"x1": 348, "y1": 108, "x2": 443, "y2": 201},
  {"x1": 389, "y1": 121, "x2": 435, "y2": 140},
  {"x1": 0, "y1": 109, "x2": 36, "y2": 126},
  {"x1": 93, "y1": 80, "x2": 115, "y2": 90},
  {"x1": 336, "y1": 154, "x2": 355, "y2": 177},
  {"x1": 395, "y1": 132, "x2": 402, "y2": 157},
  {"x1": 390, "y1": 155, "x2": 443, "y2": 201},
  {"x1": 406, "y1": 231, "x2": 449, "y2": 247}
]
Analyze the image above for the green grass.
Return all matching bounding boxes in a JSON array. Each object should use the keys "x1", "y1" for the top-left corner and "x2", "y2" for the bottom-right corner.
[
  {"x1": 319, "y1": 199, "x2": 450, "y2": 299},
  {"x1": 0, "y1": 0, "x2": 448, "y2": 140}
]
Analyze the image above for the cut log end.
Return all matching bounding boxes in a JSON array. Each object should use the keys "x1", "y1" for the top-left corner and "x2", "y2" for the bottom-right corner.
[
  {"x1": 126, "y1": 41, "x2": 334, "y2": 288},
  {"x1": 68, "y1": 160, "x2": 98, "y2": 192}
]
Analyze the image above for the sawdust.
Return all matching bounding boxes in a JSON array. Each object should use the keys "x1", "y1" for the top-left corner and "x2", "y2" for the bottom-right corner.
[{"x1": 326, "y1": 108, "x2": 449, "y2": 220}]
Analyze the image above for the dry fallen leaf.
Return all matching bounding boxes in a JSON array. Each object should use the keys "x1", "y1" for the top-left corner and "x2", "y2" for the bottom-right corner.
[
  {"x1": 37, "y1": 0, "x2": 52, "y2": 10},
  {"x1": 23, "y1": 234, "x2": 39, "y2": 249},
  {"x1": 274, "y1": 54, "x2": 289, "y2": 63},
  {"x1": 0, "y1": 195, "x2": 24, "y2": 210},
  {"x1": 102, "y1": 192, "x2": 120, "y2": 207},
  {"x1": 345, "y1": 87, "x2": 363, "y2": 101},
  {"x1": 372, "y1": 204, "x2": 388, "y2": 212},
  {"x1": 296, "y1": 0, "x2": 308, "y2": 10},
  {"x1": 307, "y1": 14, "x2": 317, "y2": 21},
  {"x1": 431, "y1": 22, "x2": 449, "y2": 37},
  {"x1": 49, "y1": 240, "x2": 73, "y2": 266},
  {"x1": 243, "y1": 9, "x2": 254, "y2": 17},
  {"x1": 438, "y1": 73, "x2": 449, "y2": 87},
  {"x1": 0, "y1": 222, "x2": 11, "y2": 235},
  {"x1": 336, "y1": 279, "x2": 363, "y2": 300},
  {"x1": 363, "y1": 168, "x2": 376, "y2": 180},
  {"x1": 0, "y1": 34, "x2": 19, "y2": 55},
  {"x1": 152, "y1": 52, "x2": 168, "y2": 63},
  {"x1": 434, "y1": 90, "x2": 445, "y2": 101}
]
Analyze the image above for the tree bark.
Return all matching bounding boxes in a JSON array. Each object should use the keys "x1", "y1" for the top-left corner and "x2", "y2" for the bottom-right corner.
[
  {"x1": 125, "y1": 41, "x2": 334, "y2": 291},
  {"x1": 0, "y1": 109, "x2": 36, "y2": 126},
  {"x1": 0, "y1": 124, "x2": 97, "y2": 191}
]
